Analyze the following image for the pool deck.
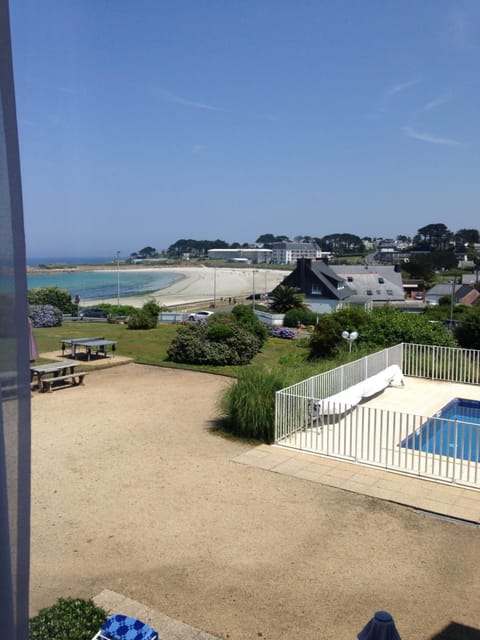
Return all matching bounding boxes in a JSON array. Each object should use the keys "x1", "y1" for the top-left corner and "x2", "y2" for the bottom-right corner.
[{"x1": 235, "y1": 378, "x2": 480, "y2": 524}]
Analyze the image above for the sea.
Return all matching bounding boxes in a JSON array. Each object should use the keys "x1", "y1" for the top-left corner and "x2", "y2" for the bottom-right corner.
[{"x1": 26, "y1": 256, "x2": 183, "y2": 302}]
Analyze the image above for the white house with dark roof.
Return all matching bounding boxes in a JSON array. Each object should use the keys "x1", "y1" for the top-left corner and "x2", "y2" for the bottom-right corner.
[
  {"x1": 277, "y1": 259, "x2": 405, "y2": 313},
  {"x1": 279, "y1": 258, "x2": 353, "y2": 313}
]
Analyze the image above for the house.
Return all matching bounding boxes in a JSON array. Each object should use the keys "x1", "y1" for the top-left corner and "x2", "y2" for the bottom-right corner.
[
  {"x1": 278, "y1": 259, "x2": 405, "y2": 314},
  {"x1": 330, "y1": 264, "x2": 405, "y2": 304},
  {"x1": 279, "y1": 258, "x2": 353, "y2": 313},
  {"x1": 271, "y1": 242, "x2": 328, "y2": 264},
  {"x1": 425, "y1": 283, "x2": 480, "y2": 306}
]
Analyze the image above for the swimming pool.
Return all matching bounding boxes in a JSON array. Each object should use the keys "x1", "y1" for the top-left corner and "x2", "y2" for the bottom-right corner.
[{"x1": 400, "y1": 398, "x2": 480, "y2": 462}]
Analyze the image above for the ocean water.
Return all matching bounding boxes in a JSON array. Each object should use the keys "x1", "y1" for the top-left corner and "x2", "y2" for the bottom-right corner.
[
  {"x1": 28, "y1": 256, "x2": 116, "y2": 267},
  {"x1": 27, "y1": 268, "x2": 183, "y2": 301}
]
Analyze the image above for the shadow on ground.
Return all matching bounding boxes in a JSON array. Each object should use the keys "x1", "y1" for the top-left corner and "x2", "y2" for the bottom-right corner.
[{"x1": 430, "y1": 622, "x2": 480, "y2": 639}]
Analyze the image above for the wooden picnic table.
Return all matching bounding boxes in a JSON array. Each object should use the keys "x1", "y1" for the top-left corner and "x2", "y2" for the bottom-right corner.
[{"x1": 30, "y1": 362, "x2": 87, "y2": 392}]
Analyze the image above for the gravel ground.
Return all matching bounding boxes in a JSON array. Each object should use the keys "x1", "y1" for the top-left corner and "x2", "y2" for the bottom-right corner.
[{"x1": 30, "y1": 363, "x2": 480, "y2": 639}]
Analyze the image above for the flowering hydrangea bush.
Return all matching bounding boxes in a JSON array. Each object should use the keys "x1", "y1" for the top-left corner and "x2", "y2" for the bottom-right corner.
[
  {"x1": 29, "y1": 304, "x2": 63, "y2": 328},
  {"x1": 271, "y1": 327, "x2": 296, "y2": 339}
]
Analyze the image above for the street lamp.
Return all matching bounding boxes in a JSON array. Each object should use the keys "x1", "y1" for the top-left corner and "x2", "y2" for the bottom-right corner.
[
  {"x1": 116, "y1": 251, "x2": 120, "y2": 306},
  {"x1": 213, "y1": 265, "x2": 217, "y2": 309},
  {"x1": 252, "y1": 268, "x2": 258, "y2": 311},
  {"x1": 449, "y1": 278, "x2": 460, "y2": 329},
  {"x1": 342, "y1": 330, "x2": 358, "y2": 353}
]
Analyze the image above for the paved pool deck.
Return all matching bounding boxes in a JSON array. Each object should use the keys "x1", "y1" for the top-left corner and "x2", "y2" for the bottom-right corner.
[{"x1": 235, "y1": 378, "x2": 480, "y2": 525}]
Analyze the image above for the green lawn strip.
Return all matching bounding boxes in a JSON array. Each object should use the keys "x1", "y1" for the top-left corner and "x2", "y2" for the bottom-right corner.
[
  {"x1": 33, "y1": 322, "x2": 360, "y2": 378},
  {"x1": 33, "y1": 323, "x2": 301, "y2": 376}
]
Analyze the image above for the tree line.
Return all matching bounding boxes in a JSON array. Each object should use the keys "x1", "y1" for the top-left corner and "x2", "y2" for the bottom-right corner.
[{"x1": 131, "y1": 223, "x2": 479, "y2": 260}]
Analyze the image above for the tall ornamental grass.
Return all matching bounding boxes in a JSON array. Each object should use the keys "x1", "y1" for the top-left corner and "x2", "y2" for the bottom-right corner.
[
  {"x1": 220, "y1": 367, "x2": 286, "y2": 442},
  {"x1": 220, "y1": 361, "x2": 316, "y2": 443}
]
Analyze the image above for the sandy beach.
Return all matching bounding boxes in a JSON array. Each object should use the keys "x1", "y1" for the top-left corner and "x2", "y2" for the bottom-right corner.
[
  {"x1": 86, "y1": 266, "x2": 290, "y2": 308},
  {"x1": 30, "y1": 363, "x2": 480, "y2": 639}
]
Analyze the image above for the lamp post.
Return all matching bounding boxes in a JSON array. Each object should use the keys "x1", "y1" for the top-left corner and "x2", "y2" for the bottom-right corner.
[
  {"x1": 252, "y1": 268, "x2": 258, "y2": 311},
  {"x1": 116, "y1": 251, "x2": 120, "y2": 306},
  {"x1": 341, "y1": 330, "x2": 358, "y2": 353},
  {"x1": 213, "y1": 265, "x2": 217, "y2": 309},
  {"x1": 449, "y1": 279, "x2": 459, "y2": 329}
]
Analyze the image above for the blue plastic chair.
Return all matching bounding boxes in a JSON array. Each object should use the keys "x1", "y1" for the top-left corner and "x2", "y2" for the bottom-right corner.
[{"x1": 92, "y1": 614, "x2": 159, "y2": 640}]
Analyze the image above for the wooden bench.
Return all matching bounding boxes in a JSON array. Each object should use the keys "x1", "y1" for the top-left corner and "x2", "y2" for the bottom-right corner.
[{"x1": 41, "y1": 372, "x2": 88, "y2": 393}]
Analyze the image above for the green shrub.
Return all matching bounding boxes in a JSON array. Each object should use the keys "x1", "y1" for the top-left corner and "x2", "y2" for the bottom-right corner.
[
  {"x1": 219, "y1": 367, "x2": 288, "y2": 442},
  {"x1": 455, "y1": 307, "x2": 480, "y2": 349},
  {"x1": 127, "y1": 309, "x2": 157, "y2": 329},
  {"x1": 283, "y1": 308, "x2": 317, "y2": 328},
  {"x1": 29, "y1": 597, "x2": 108, "y2": 640},
  {"x1": 167, "y1": 322, "x2": 259, "y2": 365},
  {"x1": 207, "y1": 323, "x2": 235, "y2": 340},
  {"x1": 231, "y1": 304, "x2": 268, "y2": 346},
  {"x1": 309, "y1": 307, "x2": 368, "y2": 358},
  {"x1": 142, "y1": 299, "x2": 162, "y2": 317},
  {"x1": 358, "y1": 306, "x2": 456, "y2": 348},
  {"x1": 28, "y1": 286, "x2": 75, "y2": 314},
  {"x1": 94, "y1": 303, "x2": 138, "y2": 317}
]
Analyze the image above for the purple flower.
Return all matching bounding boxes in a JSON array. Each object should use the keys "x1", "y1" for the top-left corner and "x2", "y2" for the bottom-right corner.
[{"x1": 29, "y1": 304, "x2": 63, "y2": 328}]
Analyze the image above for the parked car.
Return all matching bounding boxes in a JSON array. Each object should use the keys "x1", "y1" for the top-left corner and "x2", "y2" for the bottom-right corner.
[
  {"x1": 188, "y1": 310, "x2": 214, "y2": 323},
  {"x1": 78, "y1": 307, "x2": 108, "y2": 319}
]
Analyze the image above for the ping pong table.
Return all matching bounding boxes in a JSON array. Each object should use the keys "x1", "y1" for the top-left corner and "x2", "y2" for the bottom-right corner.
[{"x1": 61, "y1": 337, "x2": 117, "y2": 361}]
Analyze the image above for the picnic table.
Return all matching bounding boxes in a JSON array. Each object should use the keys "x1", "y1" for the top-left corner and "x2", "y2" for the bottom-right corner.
[
  {"x1": 61, "y1": 337, "x2": 117, "y2": 361},
  {"x1": 30, "y1": 362, "x2": 87, "y2": 392}
]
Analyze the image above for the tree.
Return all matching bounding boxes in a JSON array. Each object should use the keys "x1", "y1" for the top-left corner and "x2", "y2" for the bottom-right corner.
[
  {"x1": 401, "y1": 257, "x2": 435, "y2": 281},
  {"x1": 454, "y1": 228, "x2": 480, "y2": 249},
  {"x1": 416, "y1": 223, "x2": 453, "y2": 251},
  {"x1": 167, "y1": 238, "x2": 230, "y2": 256},
  {"x1": 256, "y1": 233, "x2": 291, "y2": 248},
  {"x1": 138, "y1": 246, "x2": 157, "y2": 256},
  {"x1": 269, "y1": 285, "x2": 308, "y2": 313},
  {"x1": 318, "y1": 233, "x2": 365, "y2": 255}
]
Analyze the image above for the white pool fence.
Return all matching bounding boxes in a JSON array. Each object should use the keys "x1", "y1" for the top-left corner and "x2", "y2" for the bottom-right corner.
[{"x1": 275, "y1": 343, "x2": 480, "y2": 489}]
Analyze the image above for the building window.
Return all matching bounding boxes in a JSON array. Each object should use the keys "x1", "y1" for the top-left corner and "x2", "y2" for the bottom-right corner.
[{"x1": 312, "y1": 283, "x2": 322, "y2": 294}]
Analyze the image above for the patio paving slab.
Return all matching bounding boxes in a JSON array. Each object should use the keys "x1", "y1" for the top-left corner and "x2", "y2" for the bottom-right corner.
[
  {"x1": 94, "y1": 589, "x2": 221, "y2": 640},
  {"x1": 233, "y1": 444, "x2": 480, "y2": 524}
]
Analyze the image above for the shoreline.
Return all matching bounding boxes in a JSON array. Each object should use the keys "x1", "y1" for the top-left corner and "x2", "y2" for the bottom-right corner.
[{"x1": 82, "y1": 266, "x2": 289, "y2": 308}]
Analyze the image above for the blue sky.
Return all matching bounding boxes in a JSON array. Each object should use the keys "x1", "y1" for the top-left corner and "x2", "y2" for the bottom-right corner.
[{"x1": 10, "y1": 1, "x2": 480, "y2": 258}]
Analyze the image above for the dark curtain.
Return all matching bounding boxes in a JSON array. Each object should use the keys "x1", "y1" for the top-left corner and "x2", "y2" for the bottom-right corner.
[{"x1": 0, "y1": 1, "x2": 31, "y2": 638}]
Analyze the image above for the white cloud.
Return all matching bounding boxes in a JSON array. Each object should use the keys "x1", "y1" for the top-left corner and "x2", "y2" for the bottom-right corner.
[
  {"x1": 385, "y1": 78, "x2": 421, "y2": 99},
  {"x1": 161, "y1": 91, "x2": 223, "y2": 112},
  {"x1": 421, "y1": 96, "x2": 449, "y2": 112},
  {"x1": 402, "y1": 125, "x2": 462, "y2": 146},
  {"x1": 451, "y1": 9, "x2": 475, "y2": 51}
]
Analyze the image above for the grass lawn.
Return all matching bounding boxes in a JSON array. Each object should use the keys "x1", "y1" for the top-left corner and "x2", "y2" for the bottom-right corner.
[{"x1": 33, "y1": 321, "x2": 320, "y2": 377}]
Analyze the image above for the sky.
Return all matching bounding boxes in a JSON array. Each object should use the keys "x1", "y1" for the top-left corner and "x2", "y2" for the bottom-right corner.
[{"x1": 9, "y1": 0, "x2": 480, "y2": 258}]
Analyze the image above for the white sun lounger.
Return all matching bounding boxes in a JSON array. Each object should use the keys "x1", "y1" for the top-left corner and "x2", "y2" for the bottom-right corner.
[{"x1": 310, "y1": 365, "x2": 404, "y2": 422}]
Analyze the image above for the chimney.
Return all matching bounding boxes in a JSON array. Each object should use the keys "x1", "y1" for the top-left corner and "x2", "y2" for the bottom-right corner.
[{"x1": 297, "y1": 258, "x2": 310, "y2": 292}]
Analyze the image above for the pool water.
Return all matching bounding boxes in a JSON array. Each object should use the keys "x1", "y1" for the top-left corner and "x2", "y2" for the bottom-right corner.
[{"x1": 400, "y1": 398, "x2": 480, "y2": 462}]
